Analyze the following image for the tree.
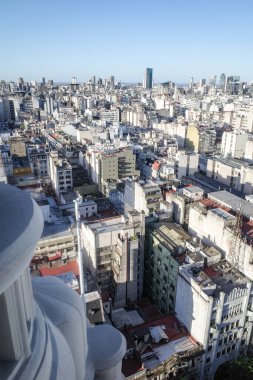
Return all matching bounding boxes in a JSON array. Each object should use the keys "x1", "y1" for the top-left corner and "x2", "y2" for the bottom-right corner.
[{"x1": 215, "y1": 357, "x2": 253, "y2": 380}]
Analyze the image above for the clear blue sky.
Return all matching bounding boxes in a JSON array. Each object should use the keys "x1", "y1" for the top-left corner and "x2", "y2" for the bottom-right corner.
[{"x1": 1, "y1": 0, "x2": 253, "y2": 83}]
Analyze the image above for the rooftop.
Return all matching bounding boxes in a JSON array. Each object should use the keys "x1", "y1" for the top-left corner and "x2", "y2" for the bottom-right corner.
[
  {"x1": 39, "y1": 259, "x2": 79, "y2": 277},
  {"x1": 122, "y1": 310, "x2": 201, "y2": 377},
  {"x1": 208, "y1": 190, "x2": 253, "y2": 220},
  {"x1": 211, "y1": 208, "x2": 236, "y2": 221},
  {"x1": 184, "y1": 185, "x2": 204, "y2": 193},
  {"x1": 214, "y1": 157, "x2": 253, "y2": 169},
  {"x1": 181, "y1": 260, "x2": 249, "y2": 294},
  {"x1": 40, "y1": 221, "x2": 73, "y2": 240},
  {"x1": 149, "y1": 222, "x2": 191, "y2": 254}
]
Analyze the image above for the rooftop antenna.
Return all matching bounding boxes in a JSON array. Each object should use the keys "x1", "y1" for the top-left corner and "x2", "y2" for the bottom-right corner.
[{"x1": 74, "y1": 196, "x2": 85, "y2": 302}]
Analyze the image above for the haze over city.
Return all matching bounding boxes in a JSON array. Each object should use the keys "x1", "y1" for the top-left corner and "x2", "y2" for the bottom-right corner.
[{"x1": 1, "y1": 0, "x2": 253, "y2": 83}]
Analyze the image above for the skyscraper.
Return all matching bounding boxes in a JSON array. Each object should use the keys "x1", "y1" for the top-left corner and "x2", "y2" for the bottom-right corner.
[
  {"x1": 144, "y1": 68, "x2": 153, "y2": 89},
  {"x1": 219, "y1": 73, "x2": 226, "y2": 90},
  {"x1": 209, "y1": 75, "x2": 217, "y2": 87}
]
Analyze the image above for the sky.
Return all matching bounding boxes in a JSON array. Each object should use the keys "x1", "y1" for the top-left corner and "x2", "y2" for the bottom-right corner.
[{"x1": 1, "y1": 0, "x2": 253, "y2": 83}]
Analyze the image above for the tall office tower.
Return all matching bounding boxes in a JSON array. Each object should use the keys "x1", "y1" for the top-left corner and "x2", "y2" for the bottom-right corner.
[
  {"x1": 71, "y1": 77, "x2": 79, "y2": 91},
  {"x1": 91, "y1": 75, "x2": 96, "y2": 84},
  {"x1": 209, "y1": 75, "x2": 217, "y2": 87},
  {"x1": 41, "y1": 77, "x2": 46, "y2": 86},
  {"x1": 17, "y1": 77, "x2": 24, "y2": 89},
  {"x1": 226, "y1": 76, "x2": 240, "y2": 95},
  {"x1": 219, "y1": 73, "x2": 226, "y2": 90},
  {"x1": 200, "y1": 78, "x2": 206, "y2": 86},
  {"x1": 143, "y1": 67, "x2": 153, "y2": 89},
  {"x1": 109, "y1": 75, "x2": 115, "y2": 87},
  {"x1": 190, "y1": 77, "x2": 194, "y2": 89}
]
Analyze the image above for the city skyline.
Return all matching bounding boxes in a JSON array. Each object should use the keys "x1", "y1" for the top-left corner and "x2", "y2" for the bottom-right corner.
[
  {"x1": 1, "y1": 0, "x2": 253, "y2": 83},
  {"x1": 0, "y1": 72, "x2": 249, "y2": 87}
]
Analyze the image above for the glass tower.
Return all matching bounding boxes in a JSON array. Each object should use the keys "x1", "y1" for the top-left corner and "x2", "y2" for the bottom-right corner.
[{"x1": 144, "y1": 67, "x2": 153, "y2": 89}]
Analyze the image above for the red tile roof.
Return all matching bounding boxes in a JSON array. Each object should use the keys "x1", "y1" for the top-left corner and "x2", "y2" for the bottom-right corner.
[
  {"x1": 122, "y1": 357, "x2": 144, "y2": 377},
  {"x1": 39, "y1": 260, "x2": 79, "y2": 277},
  {"x1": 128, "y1": 314, "x2": 188, "y2": 343}
]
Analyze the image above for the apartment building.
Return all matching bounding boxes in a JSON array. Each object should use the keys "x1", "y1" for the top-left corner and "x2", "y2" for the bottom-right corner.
[
  {"x1": 48, "y1": 150, "x2": 73, "y2": 195},
  {"x1": 124, "y1": 179, "x2": 162, "y2": 216},
  {"x1": 144, "y1": 222, "x2": 191, "y2": 314},
  {"x1": 28, "y1": 149, "x2": 48, "y2": 177},
  {"x1": 185, "y1": 125, "x2": 216, "y2": 154},
  {"x1": 221, "y1": 131, "x2": 248, "y2": 159},
  {"x1": 9, "y1": 136, "x2": 26, "y2": 157},
  {"x1": 188, "y1": 191, "x2": 253, "y2": 281},
  {"x1": 176, "y1": 260, "x2": 253, "y2": 380},
  {"x1": 87, "y1": 147, "x2": 140, "y2": 195},
  {"x1": 34, "y1": 222, "x2": 76, "y2": 260},
  {"x1": 206, "y1": 157, "x2": 253, "y2": 194},
  {"x1": 81, "y1": 210, "x2": 145, "y2": 308}
]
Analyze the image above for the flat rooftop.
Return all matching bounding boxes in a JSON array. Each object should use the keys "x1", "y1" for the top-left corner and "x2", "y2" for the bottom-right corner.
[
  {"x1": 211, "y1": 208, "x2": 236, "y2": 221},
  {"x1": 112, "y1": 308, "x2": 144, "y2": 329},
  {"x1": 149, "y1": 222, "x2": 191, "y2": 254},
  {"x1": 83, "y1": 215, "x2": 123, "y2": 233},
  {"x1": 181, "y1": 260, "x2": 248, "y2": 294},
  {"x1": 184, "y1": 186, "x2": 204, "y2": 193},
  {"x1": 40, "y1": 221, "x2": 73, "y2": 240},
  {"x1": 208, "y1": 190, "x2": 253, "y2": 220},
  {"x1": 215, "y1": 157, "x2": 253, "y2": 169},
  {"x1": 39, "y1": 259, "x2": 79, "y2": 277}
]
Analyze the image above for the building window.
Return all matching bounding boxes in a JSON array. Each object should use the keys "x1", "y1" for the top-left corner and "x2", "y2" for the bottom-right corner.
[
  {"x1": 232, "y1": 344, "x2": 236, "y2": 350},
  {"x1": 216, "y1": 352, "x2": 221, "y2": 358},
  {"x1": 206, "y1": 357, "x2": 210, "y2": 363},
  {"x1": 222, "y1": 349, "x2": 226, "y2": 355},
  {"x1": 158, "y1": 245, "x2": 162, "y2": 252},
  {"x1": 208, "y1": 345, "x2": 212, "y2": 352}
]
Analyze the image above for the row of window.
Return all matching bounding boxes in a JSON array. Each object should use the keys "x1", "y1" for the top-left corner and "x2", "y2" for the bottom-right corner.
[
  {"x1": 218, "y1": 333, "x2": 237, "y2": 346},
  {"x1": 216, "y1": 344, "x2": 236, "y2": 358},
  {"x1": 220, "y1": 320, "x2": 240, "y2": 333}
]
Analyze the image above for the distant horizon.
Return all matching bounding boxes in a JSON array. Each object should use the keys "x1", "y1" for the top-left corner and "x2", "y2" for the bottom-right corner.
[{"x1": 1, "y1": 76, "x2": 250, "y2": 86}]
